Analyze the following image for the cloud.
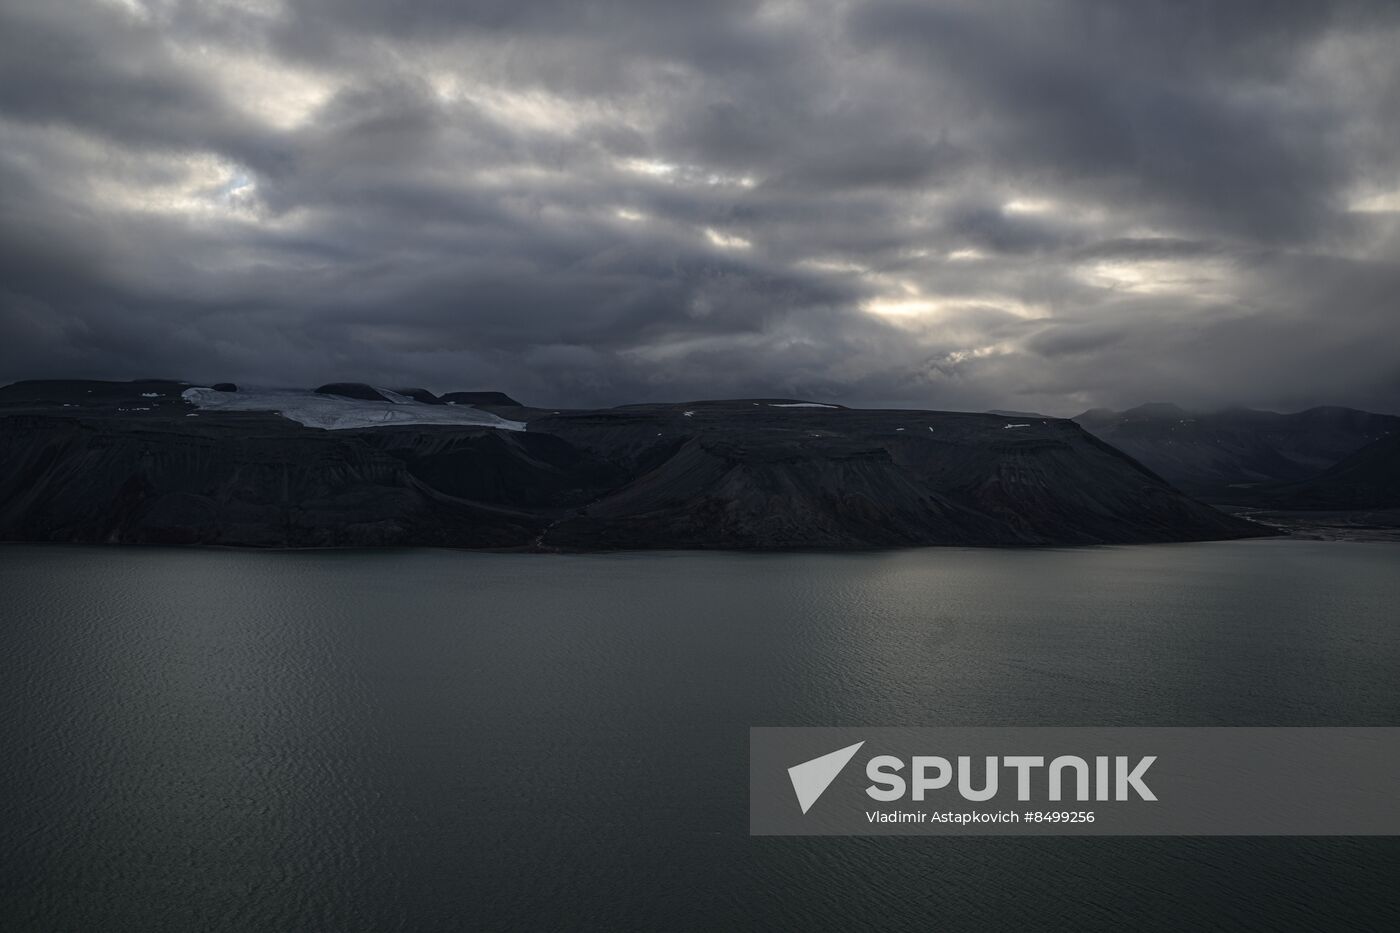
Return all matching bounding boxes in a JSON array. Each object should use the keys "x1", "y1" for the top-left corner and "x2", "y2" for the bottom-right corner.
[{"x1": 1, "y1": 0, "x2": 1398, "y2": 414}]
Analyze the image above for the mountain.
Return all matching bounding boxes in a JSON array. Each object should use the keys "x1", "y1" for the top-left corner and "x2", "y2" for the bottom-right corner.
[
  {"x1": 1248, "y1": 432, "x2": 1400, "y2": 510},
  {"x1": 440, "y1": 391, "x2": 524, "y2": 407},
  {"x1": 0, "y1": 380, "x2": 1268, "y2": 550},
  {"x1": 1073, "y1": 403, "x2": 1400, "y2": 501},
  {"x1": 314, "y1": 382, "x2": 395, "y2": 402},
  {"x1": 986, "y1": 409, "x2": 1049, "y2": 419}
]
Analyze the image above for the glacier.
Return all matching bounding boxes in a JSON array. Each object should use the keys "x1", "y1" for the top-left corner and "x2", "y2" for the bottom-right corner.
[{"x1": 181, "y1": 386, "x2": 527, "y2": 431}]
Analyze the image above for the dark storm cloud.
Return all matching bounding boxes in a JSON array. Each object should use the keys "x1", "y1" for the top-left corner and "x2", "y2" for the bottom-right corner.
[{"x1": 1, "y1": 0, "x2": 1398, "y2": 414}]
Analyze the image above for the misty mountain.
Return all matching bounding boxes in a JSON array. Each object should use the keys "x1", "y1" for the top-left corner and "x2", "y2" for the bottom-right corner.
[
  {"x1": 1247, "y1": 432, "x2": 1400, "y2": 510},
  {"x1": 1073, "y1": 403, "x2": 1400, "y2": 501},
  {"x1": 0, "y1": 380, "x2": 1266, "y2": 550}
]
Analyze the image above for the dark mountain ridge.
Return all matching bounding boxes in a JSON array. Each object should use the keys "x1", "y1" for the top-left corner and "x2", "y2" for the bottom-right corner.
[
  {"x1": 1074, "y1": 402, "x2": 1399, "y2": 501},
  {"x1": 0, "y1": 380, "x2": 1268, "y2": 550},
  {"x1": 1248, "y1": 432, "x2": 1400, "y2": 510}
]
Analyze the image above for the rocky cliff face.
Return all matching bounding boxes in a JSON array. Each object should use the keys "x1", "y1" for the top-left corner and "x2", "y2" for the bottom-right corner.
[{"x1": 0, "y1": 381, "x2": 1268, "y2": 549}]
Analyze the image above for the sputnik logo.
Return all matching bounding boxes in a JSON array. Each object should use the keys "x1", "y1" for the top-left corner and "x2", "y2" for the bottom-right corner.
[{"x1": 787, "y1": 741, "x2": 865, "y2": 814}]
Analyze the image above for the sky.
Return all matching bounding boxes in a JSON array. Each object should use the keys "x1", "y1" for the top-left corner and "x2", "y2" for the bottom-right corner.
[{"x1": 2, "y1": 0, "x2": 1399, "y2": 415}]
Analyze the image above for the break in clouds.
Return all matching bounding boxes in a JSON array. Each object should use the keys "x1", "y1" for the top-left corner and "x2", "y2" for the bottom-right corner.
[{"x1": 2, "y1": 0, "x2": 1399, "y2": 414}]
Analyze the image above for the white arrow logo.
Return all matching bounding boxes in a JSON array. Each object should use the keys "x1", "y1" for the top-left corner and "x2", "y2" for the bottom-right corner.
[{"x1": 787, "y1": 741, "x2": 866, "y2": 814}]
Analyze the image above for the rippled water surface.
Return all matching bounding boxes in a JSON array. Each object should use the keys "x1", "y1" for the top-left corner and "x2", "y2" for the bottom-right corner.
[{"x1": 3, "y1": 540, "x2": 1399, "y2": 930}]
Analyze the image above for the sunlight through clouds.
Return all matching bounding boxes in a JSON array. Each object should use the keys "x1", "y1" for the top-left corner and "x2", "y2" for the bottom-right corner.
[
  {"x1": 88, "y1": 153, "x2": 260, "y2": 220},
  {"x1": 2, "y1": 0, "x2": 1398, "y2": 414},
  {"x1": 704, "y1": 228, "x2": 752, "y2": 249}
]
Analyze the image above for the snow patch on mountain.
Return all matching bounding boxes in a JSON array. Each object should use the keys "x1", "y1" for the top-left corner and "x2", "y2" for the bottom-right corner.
[{"x1": 181, "y1": 387, "x2": 526, "y2": 431}]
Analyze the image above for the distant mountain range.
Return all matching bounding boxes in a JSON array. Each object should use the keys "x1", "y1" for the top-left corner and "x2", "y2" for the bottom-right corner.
[
  {"x1": 1252, "y1": 431, "x2": 1400, "y2": 510},
  {"x1": 0, "y1": 380, "x2": 1266, "y2": 550},
  {"x1": 1073, "y1": 403, "x2": 1399, "y2": 503}
]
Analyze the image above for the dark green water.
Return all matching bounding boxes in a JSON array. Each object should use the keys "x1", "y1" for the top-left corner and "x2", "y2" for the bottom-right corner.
[{"x1": 2, "y1": 540, "x2": 1398, "y2": 930}]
